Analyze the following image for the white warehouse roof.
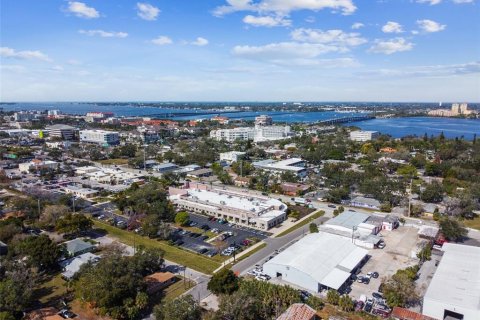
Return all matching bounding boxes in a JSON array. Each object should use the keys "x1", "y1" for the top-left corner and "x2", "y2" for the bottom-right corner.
[
  {"x1": 264, "y1": 232, "x2": 368, "y2": 290},
  {"x1": 424, "y1": 243, "x2": 480, "y2": 315}
]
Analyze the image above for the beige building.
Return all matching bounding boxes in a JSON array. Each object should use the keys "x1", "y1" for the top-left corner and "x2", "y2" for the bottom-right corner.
[{"x1": 169, "y1": 182, "x2": 287, "y2": 230}]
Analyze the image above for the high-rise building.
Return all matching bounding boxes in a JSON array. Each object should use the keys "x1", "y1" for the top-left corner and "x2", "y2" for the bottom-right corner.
[
  {"x1": 210, "y1": 125, "x2": 292, "y2": 142},
  {"x1": 349, "y1": 131, "x2": 379, "y2": 142}
]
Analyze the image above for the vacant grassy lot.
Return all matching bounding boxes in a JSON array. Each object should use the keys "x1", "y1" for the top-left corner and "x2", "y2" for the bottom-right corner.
[
  {"x1": 463, "y1": 216, "x2": 480, "y2": 231},
  {"x1": 276, "y1": 210, "x2": 325, "y2": 238},
  {"x1": 98, "y1": 158, "x2": 130, "y2": 165},
  {"x1": 33, "y1": 273, "x2": 68, "y2": 306},
  {"x1": 94, "y1": 221, "x2": 221, "y2": 274}
]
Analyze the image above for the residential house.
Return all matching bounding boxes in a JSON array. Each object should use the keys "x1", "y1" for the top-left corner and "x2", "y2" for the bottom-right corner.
[
  {"x1": 276, "y1": 303, "x2": 318, "y2": 320},
  {"x1": 349, "y1": 196, "x2": 381, "y2": 210},
  {"x1": 145, "y1": 272, "x2": 177, "y2": 294},
  {"x1": 60, "y1": 252, "x2": 100, "y2": 279},
  {"x1": 280, "y1": 183, "x2": 310, "y2": 196},
  {"x1": 62, "y1": 238, "x2": 95, "y2": 257}
]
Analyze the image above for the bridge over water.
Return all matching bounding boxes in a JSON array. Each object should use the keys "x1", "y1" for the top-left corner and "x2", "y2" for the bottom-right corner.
[{"x1": 317, "y1": 115, "x2": 375, "y2": 125}]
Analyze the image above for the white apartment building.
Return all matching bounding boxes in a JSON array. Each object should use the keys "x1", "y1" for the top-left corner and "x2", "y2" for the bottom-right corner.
[
  {"x1": 349, "y1": 130, "x2": 379, "y2": 142},
  {"x1": 209, "y1": 127, "x2": 255, "y2": 142},
  {"x1": 169, "y1": 182, "x2": 287, "y2": 230},
  {"x1": 210, "y1": 125, "x2": 292, "y2": 142},
  {"x1": 219, "y1": 151, "x2": 246, "y2": 164},
  {"x1": 79, "y1": 130, "x2": 120, "y2": 146},
  {"x1": 255, "y1": 115, "x2": 273, "y2": 126}
]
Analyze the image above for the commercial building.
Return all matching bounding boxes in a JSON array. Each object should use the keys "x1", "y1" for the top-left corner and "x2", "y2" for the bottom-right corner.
[
  {"x1": 263, "y1": 232, "x2": 368, "y2": 292},
  {"x1": 349, "y1": 196, "x2": 381, "y2": 210},
  {"x1": 63, "y1": 185, "x2": 99, "y2": 199},
  {"x1": 45, "y1": 124, "x2": 77, "y2": 140},
  {"x1": 320, "y1": 211, "x2": 398, "y2": 248},
  {"x1": 79, "y1": 129, "x2": 120, "y2": 146},
  {"x1": 169, "y1": 182, "x2": 287, "y2": 230},
  {"x1": 427, "y1": 103, "x2": 476, "y2": 117},
  {"x1": 422, "y1": 243, "x2": 480, "y2": 320},
  {"x1": 19, "y1": 159, "x2": 59, "y2": 173},
  {"x1": 152, "y1": 163, "x2": 179, "y2": 174},
  {"x1": 253, "y1": 158, "x2": 307, "y2": 178},
  {"x1": 255, "y1": 125, "x2": 292, "y2": 142},
  {"x1": 255, "y1": 115, "x2": 273, "y2": 126},
  {"x1": 349, "y1": 130, "x2": 379, "y2": 142},
  {"x1": 219, "y1": 151, "x2": 246, "y2": 164},
  {"x1": 84, "y1": 112, "x2": 115, "y2": 123}
]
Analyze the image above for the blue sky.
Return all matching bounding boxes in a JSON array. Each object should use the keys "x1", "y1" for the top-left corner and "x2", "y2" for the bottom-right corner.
[{"x1": 1, "y1": 0, "x2": 479, "y2": 102}]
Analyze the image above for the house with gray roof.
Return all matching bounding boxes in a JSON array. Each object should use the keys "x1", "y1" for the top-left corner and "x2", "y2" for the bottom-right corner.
[{"x1": 62, "y1": 238, "x2": 95, "y2": 257}]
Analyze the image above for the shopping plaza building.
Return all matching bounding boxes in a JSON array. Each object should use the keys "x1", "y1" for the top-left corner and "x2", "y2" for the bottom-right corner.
[{"x1": 169, "y1": 182, "x2": 287, "y2": 230}]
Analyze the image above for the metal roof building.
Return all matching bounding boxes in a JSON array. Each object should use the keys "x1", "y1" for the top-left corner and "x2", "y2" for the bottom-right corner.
[
  {"x1": 263, "y1": 232, "x2": 368, "y2": 292},
  {"x1": 423, "y1": 243, "x2": 480, "y2": 320}
]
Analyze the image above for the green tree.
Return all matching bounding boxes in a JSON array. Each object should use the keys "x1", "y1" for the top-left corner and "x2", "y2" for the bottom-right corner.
[
  {"x1": 326, "y1": 290, "x2": 340, "y2": 305},
  {"x1": 305, "y1": 295, "x2": 324, "y2": 311},
  {"x1": 396, "y1": 164, "x2": 418, "y2": 178},
  {"x1": 13, "y1": 235, "x2": 61, "y2": 270},
  {"x1": 55, "y1": 213, "x2": 93, "y2": 235},
  {"x1": 420, "y1": 181, "x2": 444, "y2": 203},
  {"x1": 382, "y1": 271, "x2": 419, "y2": 308},
  {"x1": 154, "y1": 295, "x2": 201, "y2": 320},
  {"x1": 309, "y1": 223, "x2": 319, "y2": 233},
  {"x1": 217, "y1": 290, "x2": 261, "y2": 320},
  {"x1": 174, "y1": 211, "x2": 190, "y2": 226},
  {"x1": 207, "y1": 269, "x2": 239, "y2": 295},
  {"x1": 439, "y1": 218, "x2": 468, "y2": 241},
  {"x1": 417, "y1": 245, "x2": 432, "y2": 262},
  {"x1": 338, "y1": 295, "x2": 354, "y2": 312},
  {"x1": 0, "y1": 263, "x2": 37, "y2": 316}
]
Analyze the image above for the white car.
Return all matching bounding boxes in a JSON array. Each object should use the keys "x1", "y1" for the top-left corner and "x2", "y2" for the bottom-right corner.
[{"x1": 255, "y1": 275, "x2": 268, "y2": 281}]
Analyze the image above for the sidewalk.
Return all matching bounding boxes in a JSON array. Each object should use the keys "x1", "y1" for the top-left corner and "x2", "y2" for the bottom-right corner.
[{"x1": 212, "y1": 240, "x2": 266, "y2": 273}]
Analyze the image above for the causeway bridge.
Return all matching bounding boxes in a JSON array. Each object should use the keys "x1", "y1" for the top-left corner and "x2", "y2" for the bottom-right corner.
[{"x1": 317, "y1": 115, "x2": 375, "y2": 125}]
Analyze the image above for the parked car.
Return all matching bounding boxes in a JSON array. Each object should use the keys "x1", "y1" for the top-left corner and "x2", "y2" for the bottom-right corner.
[
  {"x1": 357, "y1": 276, "x2": 365, "y2": 283},
  {"x1": 354, "y1": 301, "x2": 364, "y2": 311},
  {"x1": 328, "y1": 204, "x2": 336, "y2": 208},
  {"x1": 372, "y1": 292, "x2": 383, "y2": 300},
  {"x1": 378, "y1": 241, "x2": 386, "y2": 249},
  {"x1": 200, "y1": 224, "x2": 210, "y2": 230},
  {"x1": 255, "y1": 275, "x2": 269, "y2": 281},
  {"x1": 364, "y1": 298, "x2": 374, "y2": 312},
  {"x1": 58, "y1": 309, "x2": 76, "y2": 319},
  {"x1": 198, "y1": 248, "x2": 208, "y2": 254}
]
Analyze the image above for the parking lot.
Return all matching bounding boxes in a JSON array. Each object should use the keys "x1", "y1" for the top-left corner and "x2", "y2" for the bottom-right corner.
[
  {"x1": 172, "y1": 213, "x2": 269, "y2": 256},
  {"x1": 349, "y1": 226, "x2": 421, "y2": 301}
]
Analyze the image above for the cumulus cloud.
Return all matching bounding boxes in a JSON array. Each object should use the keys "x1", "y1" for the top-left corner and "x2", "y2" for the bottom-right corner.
[
  {"x1": 66, "y1": 1, "x2": 100, "y2": 19},
  {"x1": 151, "y1": 36, "x2": 173, "y2": 45},
  {"x1": 351, "y1": 22, "x2": 364, "y2": 29},
  {"x1": 369, "y1": 38, "x2": 413, "y2": 54},
  {"x1": 417, "y1": 19, "x2": 446, "y2": 33},
  {"x1": 382, "y1": 21, "x2": 403, "y2": 33},
  {"x1": 358, "y1": 61, "x2": 480, "y2": 78},
  {"x1": 191, "y1": 37, "x2": 209, "y2": 46},
  {"x1": 416, "y1": 0, "x2": 442, "y2": 5},
  {"x1": 79, "y1": 30, "x2": 128, "y2": 38},
  {"x1": 213, "y1": 0, "x2": 357, "y2": 17},
  {"x1": 136, "y1": 2, "x2": 160, "y2": 21},
  {"x1": 0, "y1": 47, "x2": 52, "y2": 62},
  {"x1": 243, "y1": 15, "x2": 291, "y2": 27},
  {"x1": 290, "y1": 28, "x2": 367, "y2": 48}
]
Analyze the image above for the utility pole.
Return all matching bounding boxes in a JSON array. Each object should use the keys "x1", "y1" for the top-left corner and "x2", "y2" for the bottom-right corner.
[
  {"x1": 72, "y1": 196, "x2": 75, "y2": 213},
  {"x1": 407, "y1": 179, "x2": 413, "y2": 217}
]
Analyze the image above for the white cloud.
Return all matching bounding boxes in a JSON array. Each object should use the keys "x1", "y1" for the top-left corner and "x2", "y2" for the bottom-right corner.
[
  {"x1": 66, "y1": 1, "x2": 100, "y2": 19},
  {"x1": 291, "y1": 28, "x2": 367, "y2": 48},
  {"x1": 191, "y1": 37, "x2": 209, "y2": 46},
  {"x1": 243, "y1": 15, "x2": 291, "y2": 27},
  {"x1": 0, "y1": 47, "x2": 52, "y2": 62},
  {"x1": 305, "y1": 16, "x2": 316, "y2": 23},
  {"x1": 382, "y1": 21, "x2": 403, "y2": 33},
  {"x1": 416, "y1": 0, "x2": 442, "y2": 5},
  {"x1": 452, "y1": 0, "x2": 474, "y2": 3},
  {"x1": 213, "y1": 0, "x2": 357, "y2": 17},
  {"x1": 151, "y1": 36, "x2": 173, "y2": 45},
  {"x1": 369, "y1": 38, "x2": 414, "y2": 54},
  {"x1": 358, "y1": 61, "x2": 480, "y2": 78},
  {"x1": 417, "y1": 19, "x2": 446, "y2": 33},
  {"x1": 136, "y1": 2, "x2": 160, "y2": 21},
  {"x1": 79, "y1": 30, "x2": 128, "y2": 38},
  {"x1": 351, "y1": 22, "x2": 364, "y2": 29}
]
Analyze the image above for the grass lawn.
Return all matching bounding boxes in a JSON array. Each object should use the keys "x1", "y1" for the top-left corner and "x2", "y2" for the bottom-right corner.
[
  {"x1": 94, "y1": 221, "x2": 221, "y2": 274},
  {"x1": 33, "y1": 273, "x2": 68, "y2": 306},
  {"x1": 161, "y1": 277, "x2": 196, "y2": 301},
  {"x1": 98, "y1": 158, "x2": 130, "y2": 165},
  {"x1": 275, "y1": 210, "x2": 325, "y2": 238},
  {"x1": 463, "y1": 216, "x2": 480, "y2": 230}
]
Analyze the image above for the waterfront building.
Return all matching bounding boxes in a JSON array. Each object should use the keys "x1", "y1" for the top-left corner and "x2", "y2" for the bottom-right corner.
[
  {"x1": 349, "y1": 130, "x2": 379, "y2": 142},
  {"x1": 255, "y1": 115, "x2": 273, "y2": 126},
  {"x1": 427, "y1": 103, "x2": 475, "y2": 117},
  {"x1": 45, "y1": 124, "x2": 77, "y2": 140},
  {"x1": 209, "y1": 125, "x2": 292, "y2": 142},
  {"x1": 169, "y1": 182, "x2": 287, "y2": 230},
  {"x1": 79, "y1": 129, "x2": 120, "y2": 146},
  {"x1": 84, "y1": 112, "x2": 115, "y2": 123}
]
